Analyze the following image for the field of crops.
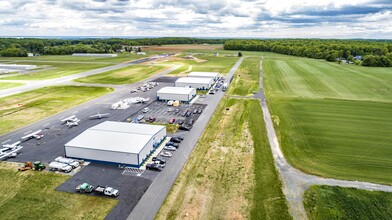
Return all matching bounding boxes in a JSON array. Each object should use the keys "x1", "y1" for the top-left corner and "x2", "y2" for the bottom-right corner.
[
  {"x1": 75, "y1": 65, "x2": 166, "y2": 85},
  {"x1": 304, "y1": 185, "x2": 392, "y2": 220},
  {"x1": 264, "y1": 55, "x2": 392, "y2": 185},
  {"x1": 157, "y1": 98, "x2": 291, "y2": 220}
]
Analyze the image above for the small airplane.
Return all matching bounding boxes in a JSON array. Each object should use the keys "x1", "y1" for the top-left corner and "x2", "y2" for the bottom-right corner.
[
  {"x1": 61, "y1": 115, "x2": 80, "y2": 127},
  {"x1": 136, "y1": 97, "x2": 150, "y2": 104},
  {"x1": 89, "y1": 113, "x2": 110, "y2": 120},
  {"x1": 21, "y1": 130, "x2": 44, "y2": 141},
  {"x1": 0, "y1": 141, "x2": 23, "y2": 160}
]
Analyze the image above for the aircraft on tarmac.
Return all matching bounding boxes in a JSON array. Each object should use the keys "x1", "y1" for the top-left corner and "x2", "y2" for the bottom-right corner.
[
  {"x1": 0, "y1": 141, "x2": 23, "y2": 160},
  {"x1": 61, "y1": 115, "x2": 80, "y2": 127},
  {"x1": 21, "y1": 130, "x2": 44, "y2": 141},
  {"x1": 89, "y1": 112, "x2": 110, "y2": 120}
]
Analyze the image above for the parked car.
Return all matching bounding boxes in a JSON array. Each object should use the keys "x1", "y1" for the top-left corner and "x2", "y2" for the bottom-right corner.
[
  {"x1": 167, "y1": 108, "x2": 173, "y2": 112},
  {"x1": 175, "y1": 109, "x2": 180, "y2": 114},
  {"x1": 177, "y1": 120, "x2": 184, "y2": 125},
  {"x1": 160, "y1": 151, "x2": 173, "y2": 157},
  {"x1": 188, "y1": 119, "x2": 194, "y2": 125},
  {"x1": 137, "y1": 115, "x2": 144, "y2": 121},
  {"x1": 146, "y1": 163, "x2": 163, "y2": 171},
  {"x1": 209, "y1": 90, "x2": 216, "y2": 94},
  {"x1": 179, "y1": 125, "x2": 192, "y2": 131},
  {"x1": 175, "y1": 136, "x2": 184, "y2": 141},
  {"x1": 148, "y1": 116, "x2": 156, "y2": 122},
  {"x1": 142, "y1": 107, "x2": 150, "y2": 113},
  {"x1": 170, "y1": 137, "x2": 182, "y2": 143},
  {"x1": 169, "y1": 118, "x2": 175, "y2": 124},
  {"x1": 185, "y1": 111, "x2": 192, "y2": 117},
  {"x1": 193, "y1": 109, "x2": 198, "y2": 114},
  {"x1": 131, "y1": 89, "x2": 137, "y2": 93},
  {"x1": 152, "y1": 157, "x2": 166, "y2": 164},
  {"x1": 165, "y1": 142, "x2": 179, "y2": 148},
  {"x1": 181, "y1": 111, "x2": 187, "y2": 117},
  {"x1": 197, "y1": 109, "x2": 203, "y2": 114},
  {"x1": 164, "y1": 146, "x2": 177, "y2": 151}
]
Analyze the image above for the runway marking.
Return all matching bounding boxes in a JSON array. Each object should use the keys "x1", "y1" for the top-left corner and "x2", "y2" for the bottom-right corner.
[
  {"x1": 24, "y1": 130, "x2": 32, "y2": 135},
  {"x1": 73, "y1": 110, "x2": 78, "y2": 114},
  {"x1": 43, "y1": 123, "x2": 50, "y2": 127},
  {"x1": 1, "y1": 139, "x2": 11, "y2": 144}
]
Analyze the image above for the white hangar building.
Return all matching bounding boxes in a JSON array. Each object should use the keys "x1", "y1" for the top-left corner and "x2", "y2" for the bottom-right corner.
[
  {"x1": 64, "y1": 121, "x2": 166, "y2": 167},
  {"x1": 188, "y1": 72, "x2": 219, "y2": 80},
  {"x1": 157, "y1": 87, "x2": 196, "y2": 102},
  {"x1": 175, "y1": 77, "x2": 214, "y2": 90}
]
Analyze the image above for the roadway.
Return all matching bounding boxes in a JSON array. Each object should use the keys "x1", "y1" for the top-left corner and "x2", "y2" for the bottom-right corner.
[
  {"x1": 127, "y1": 57, "x2": 246, "y2": 220},
  {"x1": 0, "y1": 56, "x2": 158, "y2": 98}
]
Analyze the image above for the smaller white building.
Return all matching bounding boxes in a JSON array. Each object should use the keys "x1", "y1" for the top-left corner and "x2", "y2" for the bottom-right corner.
[
  {"x1": 157, "y1": 87, "x2": 196, "y2": 102},
  {"x1": 72, "y1": 53, "x2": 118, "y2": 57},
  {"x1": 175, "y1": 77, "x2": 214, "y2": 90},
  {"x1": 0, "y1": 64, "x2": 37, "y2": 70},
  {"x1": 188, "y1": 72, "x2": 220, "y2": 81}
]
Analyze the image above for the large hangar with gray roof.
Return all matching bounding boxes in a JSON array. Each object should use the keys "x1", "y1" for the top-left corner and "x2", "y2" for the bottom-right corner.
[{"x1": 64, "y1": 121, "x2": 166, "y2": 167}]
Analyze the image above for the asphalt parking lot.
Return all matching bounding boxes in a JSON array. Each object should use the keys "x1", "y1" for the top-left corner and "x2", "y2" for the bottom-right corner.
[{"x1": 56, "y1": 163, "x2": 153, "y2": 220}]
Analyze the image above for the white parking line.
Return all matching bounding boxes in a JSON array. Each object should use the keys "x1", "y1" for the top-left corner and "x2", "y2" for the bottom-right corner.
[
  {"x1": 1, "y1": 139, "x2": 11, "y2": 144},
  {"x1": 43, "y1": 123, "x2": 50, "y2": 127}
]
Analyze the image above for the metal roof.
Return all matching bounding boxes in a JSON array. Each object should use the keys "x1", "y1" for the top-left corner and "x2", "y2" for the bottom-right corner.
[
  {"x1": 175, "y1": 77, "x2": 214, "y2": 84},
  {"x1": 188, "y1": 72, "x2": 219, "y2": 77},
  {"x1": 65, "y1": 121, "x2": 165, "y2": 154},
  {"x1": 157, "y1": 86, "x2": 196, "y2": 95}
]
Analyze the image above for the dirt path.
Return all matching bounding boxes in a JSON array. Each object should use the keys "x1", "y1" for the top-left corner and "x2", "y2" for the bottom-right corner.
[{"x1": 253, "y1": 59, "x2": 392, "y2": 220}]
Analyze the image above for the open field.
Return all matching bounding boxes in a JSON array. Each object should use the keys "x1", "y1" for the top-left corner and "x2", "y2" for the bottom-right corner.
[
  {"x1": 304, "y1": 185, "x2": 392, "y2": 220},
  {"x1": 0, "y1": 85, "x2": 113, "y2": 135},
  {"x1": 0, "y1": 162, "x2": 117, "y2": 219},
  {"x1": 0, "y1": 82, "x2": 24, "y2": 90},
  {"x1": 0, "y1": 53, "x2": 154, "y2": 63},
  {"x1": 158, "y1": 54, "x2": 238, "y2": 75},
  {"x1": 156, "y1": 98, "x2": 291, "y2": 220},
  {"x1": 264, "y1": 56, "x2": 392, "y2": 102},
  {"x1": 227, "y1": 57, "x2": 260, "y2": 96},
  {"x1": 0, "y1": 62, "x2": 110, "y2": 80},
  {"x1": 75, "y1": 65, "x2": 166, "y2": 85},
  {"x1": 264, "y1": 54, "x2": 392, "y2": 185}
]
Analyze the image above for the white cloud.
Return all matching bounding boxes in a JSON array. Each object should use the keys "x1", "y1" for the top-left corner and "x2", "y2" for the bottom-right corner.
[{"x1": 0, "y1": 0, "x2": 391, "y2": 38}]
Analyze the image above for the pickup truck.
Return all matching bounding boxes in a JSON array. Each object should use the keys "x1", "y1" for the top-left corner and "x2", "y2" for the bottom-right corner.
[
  {"x1": 94, "y1": 185, "x2": 120, "y2": 197},
  {"x1": 76, "y1": 183, "x2": 94, "y2": 193}
]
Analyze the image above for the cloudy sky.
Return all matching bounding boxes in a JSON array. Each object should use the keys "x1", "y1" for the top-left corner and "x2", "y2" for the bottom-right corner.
[{"x1": 0, "y1": 0, "x2": 391, "y2": 38}]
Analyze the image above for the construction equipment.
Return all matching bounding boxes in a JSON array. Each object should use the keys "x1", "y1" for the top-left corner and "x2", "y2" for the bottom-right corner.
[
  {"x1": 76, "y1": 183, "x2": 94, "y2": 193},
  {"x1": 18, "y1": 161, "x2": 33, "y2": 171},
  {"x1": 33, "y1": 161, "x2": 46, "y2": 171}
]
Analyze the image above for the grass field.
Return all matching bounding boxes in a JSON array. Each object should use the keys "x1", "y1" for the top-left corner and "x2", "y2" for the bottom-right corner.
[
  {"x1": 264, "y1": 54, "x2": 392, "y2": 185},
  {"x1": 0, "y1": 85, "x2": 113, "y2": 135},
  {"x1": 0, "y1": 82, "x2": 24, "y2": 90},
  {"x1": 159, "y1": 54, "x2": 238, "y2": 75},
  {"x1": 227, "y1": 57, "x2": 260, "y2": 96},
  {"x1": 0, "y1": 62, "x2": 110, "y2": 80},
  {"x1": 304, "y1": 185, "x2": 392, "y2": 220},
  {"x1": 75, "y1": 65, "x2": 166, "y2": 85},
  {"x1": 156, "y1": 98, "x2": 291, "y2": 220},
  {"x1": 0, "y1": 162, "x2": 117, "y2": 219}
]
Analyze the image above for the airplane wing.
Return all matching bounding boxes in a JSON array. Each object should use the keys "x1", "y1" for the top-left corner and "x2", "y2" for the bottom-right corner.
[{"x1": 0, "y1": 146, "x2": 23, "y2": 160}]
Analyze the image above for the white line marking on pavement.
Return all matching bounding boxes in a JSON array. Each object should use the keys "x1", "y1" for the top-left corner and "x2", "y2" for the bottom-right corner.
[
  {"x1": 24, "y1": 130, "x2": 32, "y2": 135},
  {"x1": 1, "y1": 139, "x2": 11, "y2": 144},
  {"x1": 43, "y1": 123, "x2": 50, "y2": 127}
]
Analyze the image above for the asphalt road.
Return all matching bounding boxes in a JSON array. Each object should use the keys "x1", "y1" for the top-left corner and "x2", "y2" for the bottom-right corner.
[
  {"x1": 256, "y1": 59, "x2": 392, "y2": 220},
  {"x1": 127, "y1": 57, "x2": 245, "y2": 220},
  {"x1": 0, "y1": 56, "x2": 158, "y2": 98}
]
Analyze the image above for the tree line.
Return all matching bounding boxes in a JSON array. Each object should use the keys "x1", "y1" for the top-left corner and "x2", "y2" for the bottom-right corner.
[
  {"x1": 224, "y1": 39, "x2": 392, "y2": 67},
  {"x1": 0, "y1": 37, "x2": 226, "y2": 57}
]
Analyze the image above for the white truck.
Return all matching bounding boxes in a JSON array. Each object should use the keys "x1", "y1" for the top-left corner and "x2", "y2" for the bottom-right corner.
[
  {"x1": 222, "y1": 83, "x2": 228, "y2": 92},
  {"x1": 55, "y1": 156, "x2": 80, "y2": 168},
  {"x1": 94, "y1": 185, "x2": 120, "y2": 197},
  {"x1": 49, "y1": 161, "x2": 73, "y2": 173}
]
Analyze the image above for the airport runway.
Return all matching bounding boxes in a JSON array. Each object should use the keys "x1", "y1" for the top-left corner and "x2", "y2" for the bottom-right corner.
[{"x1": 0, "y1": 56, "x2": 158, "y2": 98}]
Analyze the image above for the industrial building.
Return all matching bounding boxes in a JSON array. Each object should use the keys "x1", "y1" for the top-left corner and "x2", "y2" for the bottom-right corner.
[
  {"x1": 188, "y1": 72, "x2": 220, "y2": 80},
  {"x1": 157, "y1": 86, "x2": 196, "y2": 102},
  {"x1": 0, "y1": 64, "x2": 37, "y2": 70},
  {"x1": 64, "y1": 121, "x2": 166, "y2": 167},
  {"x1": 72, "y1": 53, "x2": 118, "y2": 57},
  {"x1": 175, "y1": 77, "x2": 214, "y2": 90}
]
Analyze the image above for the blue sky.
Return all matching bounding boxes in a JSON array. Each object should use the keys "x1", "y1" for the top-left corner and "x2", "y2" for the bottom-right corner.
[{"x1": 0, "y1": 0, "x2": 391, "y2": 38}]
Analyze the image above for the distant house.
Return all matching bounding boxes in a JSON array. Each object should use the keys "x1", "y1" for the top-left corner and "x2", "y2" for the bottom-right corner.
[
  {"x1": 116, "y1": 49, "x2": 125, "y2": 53},
  {"x1": 354, "y1": 55, "x2": 363, "y2": 60},
  {"x1": 137, "y1": 52, "x2": 146, "y2": 55},
  {"x1": 28, "y1": 53, "x2": 34, "y2": 57},
  {"x1": 348, "y1": 61, "x2": 354, "y2": 64},
  {"x1": 341, "y1": 59, "x2": 347, "y2": 64}
]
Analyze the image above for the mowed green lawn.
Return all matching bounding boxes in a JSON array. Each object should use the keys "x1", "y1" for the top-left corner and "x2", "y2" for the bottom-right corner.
[
  {"x1": 227, "y1": 57, "x2": 260, "y2": 96},
  {"x1": 0, "y1": 82, "x2": 24, "y2": 90},
  {"x1": 0, "y1": 162, "x2": 117, "y2": 219},
  {"x1": 166, "y1": 54, "x2": 238, "y2": 75},
  {"x1": 0, "y1": 62, "x2": 110, "y2": 80},
  {"x1": 304, "y1": 185, "x2": 392, "y2": 220},
  {"x1": 157, "y1": 98, "x2": 291, "y2": 219},
  {"x1": 0, "y1": 85, "x2": 113, "y2": 135},
  {"x1": 75, "y1": 65, "x2": 166, "y2": 85},
  {"x1": 264, "y1": 55, "x2": 392, "y2": 184}
]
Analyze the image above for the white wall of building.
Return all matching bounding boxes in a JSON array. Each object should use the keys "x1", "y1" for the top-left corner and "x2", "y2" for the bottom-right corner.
[
  {"x1": 65, "y1": 146, "x2": 139, "y2": 165},
  {"x1": 157, "y1": 88, "x2": 196, "y2": 102}
]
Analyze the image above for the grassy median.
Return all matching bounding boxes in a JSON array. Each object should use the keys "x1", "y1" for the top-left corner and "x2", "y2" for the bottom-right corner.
[
  {"x1": 0, "y1": 162, "x2": 117, "y2": 219},
  {"x1": 156, "y1": 97, "x2": 291, "y2": 219},
  {"x1": 0, "y1": 82, "x2": 24, "y2": 90},
  {"x1": 227, "y1": 57, "x2": 260, "y2": 96},
  {"x1": 0, "y1": 85, "x2": 113, "y2": 135}
]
